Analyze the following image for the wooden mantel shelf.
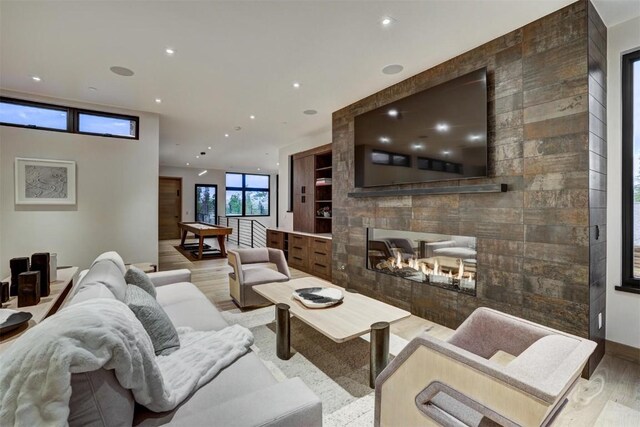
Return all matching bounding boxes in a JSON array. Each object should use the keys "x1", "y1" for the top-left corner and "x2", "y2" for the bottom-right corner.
[{"x1": 347, "y1": 183, "x2": 507, "y2": 198}]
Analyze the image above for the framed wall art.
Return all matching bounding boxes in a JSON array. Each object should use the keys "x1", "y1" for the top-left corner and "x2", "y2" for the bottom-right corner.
[{"x1": 15, "y1": 157, "x2": 76, "y2": 205}]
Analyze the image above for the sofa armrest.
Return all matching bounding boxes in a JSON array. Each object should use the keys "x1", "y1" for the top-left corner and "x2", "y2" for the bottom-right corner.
[
  {"x1": 268, "y1": 248, "x2": 291, "y2": 279},
  {"x1": 204, "y1": 378, "x2": 321, "y2": 427},
  {"x1": 147, "y1": 269, "x2": 191, "y2": 287},
  {"x1": 227, "y1": 250, "x2": 244, "y2": 283}
]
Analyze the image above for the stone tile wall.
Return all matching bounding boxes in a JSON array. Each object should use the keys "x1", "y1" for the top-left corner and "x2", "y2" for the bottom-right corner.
[{"x1": 331, "y1": 0, "x2": 606, "y2": 374}]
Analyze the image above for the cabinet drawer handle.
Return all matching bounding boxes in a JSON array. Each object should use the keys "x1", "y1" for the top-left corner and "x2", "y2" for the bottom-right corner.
[
  {"x1": 293, "y1": 246, "x2": 303, "y2": 250},
  {"x1": 314, "y1": 239, "x2": 325, "y2": 244},
  {"x1": 314, "y1": 251, "x2": 326, "y2": 256},
  {"x1": 293, "y1": 257, "x2": 303, "y2": 261},
  {"x1": 315, "y1": 263, "x2": 326, "y2": 268}
]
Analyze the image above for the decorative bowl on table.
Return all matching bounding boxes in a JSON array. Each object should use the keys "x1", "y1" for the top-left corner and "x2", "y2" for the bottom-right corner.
[
  {"x1": 292, "y1": 287, "x2": 343, "y2": 308},
  {"x1": 0, "y1": 309, "x2": 32, "y2": 334}
]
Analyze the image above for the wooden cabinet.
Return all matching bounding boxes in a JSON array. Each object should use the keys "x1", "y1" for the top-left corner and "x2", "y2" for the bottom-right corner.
[
  {"x1": 292, "y1": 144, "x2": 332, "y2": 234},
  {"x1": 267, "y1": 230, "x2": 332, "y2": 281}
]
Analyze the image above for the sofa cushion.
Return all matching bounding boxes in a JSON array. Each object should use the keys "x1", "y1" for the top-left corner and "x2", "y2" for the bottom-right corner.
[
  {"x1": 243, "y1": 268, "x2": 289, "y2": 286},
  {"x1": 236, "y1": 248, "x2": 270, "y2": 264},
  {"x1": 69, "y1": 368, "x2": 135, "y2": 427},
  {"x1": 125, "y1": 285, "x2": 180, "y2": 356},
  {"x1": 125, "y1": 266, "x2": 157, "y2": 298},
  {"x1": 91, "y1": 251, "x2": 126, "y2": 275},
  {"x1": 69, "y1": 283, "x2": 116, "y2": 306},
  {"x1": 132, "y1": 352, "x2": 277, "y2": 426},
  {"x1": 156, "y1": 282, "x2": 228, "y2": 331},
  {"x1": 79, "y1": 260, "x2": 128, "y2": 301}
]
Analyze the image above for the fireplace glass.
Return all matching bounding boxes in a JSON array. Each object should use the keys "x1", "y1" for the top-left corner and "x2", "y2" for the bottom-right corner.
[{"x1": 367, "y1": 228, "x2": 477, "y2": 295}]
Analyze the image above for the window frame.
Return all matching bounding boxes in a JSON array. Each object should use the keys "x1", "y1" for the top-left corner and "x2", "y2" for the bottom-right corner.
[
  {"x1": 225, "y1": 172, "x2": 271, "y2": 217},
  {"x1": 620, "y1": 49, "x2": 640, "y2": 292},
  {"x1": 75, "y1": 108, "x2": 139, "y2": 140},
  {"x1": 194, "y1": 184, "x2": 218, "y2": 224},
  {"x1": 0, "y1": 97, "x2": 72, "y2": 133},
  {"x1": 0, "y1": 96, "x2": 139, "y2": 140}
]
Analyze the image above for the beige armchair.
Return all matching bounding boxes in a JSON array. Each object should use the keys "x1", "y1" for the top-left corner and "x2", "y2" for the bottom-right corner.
[
  {"x1": 228, "y1": 248, "x2": 291, "y2": 308},
  {"x1": 375, "y1": 307, "x2": 596, "y2": 427}
]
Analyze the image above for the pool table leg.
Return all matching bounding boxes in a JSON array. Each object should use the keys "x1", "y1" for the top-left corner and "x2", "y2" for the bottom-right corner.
[
  {"x1": 180, "y1": 228, "x2": 187, "y2": 248},
  {"x1": 198, "y1": 235, "x2": 204, "y2": 260},
  {"x1": 217, "y1": 235, "x2": 227, "y2": 257}
]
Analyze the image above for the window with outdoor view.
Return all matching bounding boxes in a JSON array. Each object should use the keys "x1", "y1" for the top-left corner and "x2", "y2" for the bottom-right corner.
[
  {"x1": 195, "y1": 184, "x2": 217, "y2": 224},
  {"x1": 225, "y1": 173, "x2": 270, "y2": 217},
  {"x1": 621, "y1": 49, "x2": 640, "y2": 291}
]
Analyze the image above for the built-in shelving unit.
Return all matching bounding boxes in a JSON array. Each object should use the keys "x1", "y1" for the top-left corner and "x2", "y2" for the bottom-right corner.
[{"x1": 314, "y1": 151, "x2": 332, "y2": 234}]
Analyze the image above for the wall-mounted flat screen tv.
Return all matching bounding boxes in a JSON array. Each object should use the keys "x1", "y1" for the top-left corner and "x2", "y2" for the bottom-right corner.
[{"x1": 354, "y1": 68, "x2": 487, "y2": 188}]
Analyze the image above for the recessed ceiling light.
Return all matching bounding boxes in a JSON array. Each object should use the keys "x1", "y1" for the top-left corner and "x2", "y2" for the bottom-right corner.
[
  {"x1": 257, "y1": 168, "x2": 261, "y2": 171},
  {"x1": 382, "y1": 64, "x2": 403, "y2": 75},
  {"x1": 165, "y1": 48, "x2": 175, "y2": 55},
  {"x1": 387, "y1": 109, "x2": 399, "y2": 118},
  {"x1": 250, "y1": 115, "x2": 255, "y2": 120},
  {"x1": 303, "y1": 109, "x2": 318, "y2": 115},
  {"x1": 198, "y1": 170, "x2": 208, "y2": 176},
  {"x1": 443, "y1": 150, "x2": 451, "y2": 155},
  {"x1": 469, "y1": 134, "x2": 481, "y2": 141},
  {"x1": 196, "y1": 155, "x2": 200, "y2": 159},
  {"x1": 436, "y1": 123, "x2": 450, "y2": 132},
  {"x1": 381, "y1": 17, "x2": 394, "y2": 26},
  {"x1": 277, "y1": 162, "x2": 280, "y2": 166},
  {"x1": 379, "y1": 136, "x2": 391, "y2": 144},
  {"x1": 224, "y1": 133, "x2": 229, "y2": 137},
  {"x1": 155, "y1": 98, "x2": 162, "y2": 104},
  {"x1": 186, "y1": 162, "x2": 190, "y2": 166},
  {"x1": 208, "y1": 146, "x2": 212, "y2": 150},
  {"x1": 293, "y1": 82, "x2": 300, "y2": 89},
  {"x1": 31, "y1": 76, "x2": 42, "y2": 82},
  {"x1": 110, "y1": 66, "x2": 134, "y2": 77},
  {"x1": 411, "y1": 143, "x2": 425, "y2": 150}
]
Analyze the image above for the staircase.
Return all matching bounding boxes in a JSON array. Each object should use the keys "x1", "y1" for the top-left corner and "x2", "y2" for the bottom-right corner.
[{"x1": 217, "y1": 216, "x2": 267, "y2": 248}]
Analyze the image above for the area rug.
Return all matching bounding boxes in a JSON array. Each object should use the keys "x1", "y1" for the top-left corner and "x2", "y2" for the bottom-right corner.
[
  {"x1": 172, "y1": 241, "x2": 224, "y2": 262},
  {"x1": 220, "y1": 306, "x2": 409, "y2": 426}
]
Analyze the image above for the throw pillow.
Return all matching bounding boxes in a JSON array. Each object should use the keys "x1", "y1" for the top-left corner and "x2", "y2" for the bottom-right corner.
[
  {"x1": 125, "y1": 266, "x2": 157, "y2": 298},
  {"x1": 124, "y1": 285, "x2": 180, "y2": 356}
]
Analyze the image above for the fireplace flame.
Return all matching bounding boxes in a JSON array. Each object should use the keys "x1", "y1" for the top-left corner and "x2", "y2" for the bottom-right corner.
[
  {"x1": 457, "y1": 259, "x2": 464, "y2": 280},
  {"x1": 395, "y1": 252, "x2": 402, "y2": 269}
]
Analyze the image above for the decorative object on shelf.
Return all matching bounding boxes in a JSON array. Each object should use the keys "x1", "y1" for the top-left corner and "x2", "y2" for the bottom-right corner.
[
  {"x1": 293, "y1": 287, "x2": 343, "y2": 308},
  {"x1": 9, "y1": 257, "x2": 30, "y2": 296},
  {"x1": 1, "y1": 282, "x2": 9, "y2": 304},
  {"x1": 14, "y1": 157, "x2": 77, "y2": 205},
  {"x1": 50, "y1": 253, "x2": 58, "y2": 282},
  {"x1": 316, "y1": 206, "x2": 331, "y2": 218},
  {"x1": 18, "y1": 271, "x2": 40, "y2": 307},
  {"x1": 0, "y1": 309, "x2": 32, "y2": 334},
  {"x1": 315, "y1": 177, "x2": 332, "y2": 186},
  {"x1": 31, "y1": 253, "x2": 51, "y2": 297}
]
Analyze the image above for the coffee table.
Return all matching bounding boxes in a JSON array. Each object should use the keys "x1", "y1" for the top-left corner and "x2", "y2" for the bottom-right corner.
[{"x1": 253, "y1": 276, "x2": 411, "y2": 387}]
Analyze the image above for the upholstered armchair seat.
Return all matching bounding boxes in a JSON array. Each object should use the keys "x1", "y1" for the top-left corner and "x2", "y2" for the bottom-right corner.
[
  {"x1": 375, "y1": 307, "x2": 597, "y2": 427},
  {"x1": 228, "y1": 248, "x2": 290, "y2": 308}
]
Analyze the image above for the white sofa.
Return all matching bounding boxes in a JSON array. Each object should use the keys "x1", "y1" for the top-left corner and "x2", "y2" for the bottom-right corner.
[{"x1": 67, "y1": 252, "x2": 322, "y2": 427}]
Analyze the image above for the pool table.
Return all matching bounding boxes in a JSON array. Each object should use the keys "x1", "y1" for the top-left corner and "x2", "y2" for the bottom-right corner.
[{"x1": 178, "y1": 222, "x2": 233, "y2": 259}]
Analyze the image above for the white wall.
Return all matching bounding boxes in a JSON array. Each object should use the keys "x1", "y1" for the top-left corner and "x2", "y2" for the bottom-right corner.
[
  {"x1": 0, "y1": 91, "x2": 159, "y2": 277},
  {"x1": 277, "y1": 130, "x2": 332, "y2": 230},
  {"x1": 606, "y1": 16, "x2": 640, "y2": 349},
  {"x1": 159, "y1": 166, "x2": 277, "y2": 228}
]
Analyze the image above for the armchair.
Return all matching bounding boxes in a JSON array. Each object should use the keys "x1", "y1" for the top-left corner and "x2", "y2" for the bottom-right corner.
[
  {"x1": 228, "y1": 248, "x2": 291, "y2": 308},
  {"x1": 375, "y1": 307, "x2": 596, "y2": 427}
]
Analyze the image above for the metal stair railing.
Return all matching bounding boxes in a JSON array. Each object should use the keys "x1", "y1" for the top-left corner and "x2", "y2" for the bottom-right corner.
[{"x1": 217, "y1": 216, "x2": 267, "y2": 248}]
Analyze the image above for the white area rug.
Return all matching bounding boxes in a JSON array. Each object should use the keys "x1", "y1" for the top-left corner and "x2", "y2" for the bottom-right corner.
[{"x1": 221, "y1": 306, "x2": 409, "y2": 426}]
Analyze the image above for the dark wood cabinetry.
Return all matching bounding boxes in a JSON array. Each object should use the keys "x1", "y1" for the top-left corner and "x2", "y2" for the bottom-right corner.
[
  {"x1": 292, "y1": 144, "x2": 332, "y2": 234},
  {"x1": 267, "y1": 229, "x2": 332, "y2": 281}
]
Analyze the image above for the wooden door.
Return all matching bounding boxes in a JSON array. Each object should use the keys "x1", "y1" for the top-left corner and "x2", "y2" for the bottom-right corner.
[
  {"x1": 293, "y1": 155, "x2": 315, "y2": 232},
  {"x1": 159, "y1": 177, "x2": 182, "y2": 240}
]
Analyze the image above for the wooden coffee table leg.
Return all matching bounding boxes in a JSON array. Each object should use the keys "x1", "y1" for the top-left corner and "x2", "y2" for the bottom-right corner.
[
  {"x1": 276, "y1": 303, "x2": 291, "y2": 360},
  {"x1": 370, "y1": 321, "x2": 390, "y2": 388}
]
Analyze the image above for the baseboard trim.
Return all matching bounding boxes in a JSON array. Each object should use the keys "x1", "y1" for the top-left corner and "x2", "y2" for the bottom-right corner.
[{"x1": 605, "y1": 339, "x2": 640, "y2": 365}]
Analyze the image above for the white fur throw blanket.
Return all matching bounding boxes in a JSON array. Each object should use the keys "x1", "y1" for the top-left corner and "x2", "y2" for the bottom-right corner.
[{"x1": 0, "y1": 298, "x2": 254, "y2": 426}]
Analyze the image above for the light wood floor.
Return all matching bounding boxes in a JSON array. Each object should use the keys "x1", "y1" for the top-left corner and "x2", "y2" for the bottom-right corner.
[{"x1": 158, "y1": 239, "x2": 640, "y2": 426}]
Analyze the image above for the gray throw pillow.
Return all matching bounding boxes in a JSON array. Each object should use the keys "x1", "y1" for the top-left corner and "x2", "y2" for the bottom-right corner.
[
  {"x1": 125, "y1": 266, "x2": 157, "y2": 298},
  {"x1": 125, "y1": 285, "x2": 180, "y2": 356}
]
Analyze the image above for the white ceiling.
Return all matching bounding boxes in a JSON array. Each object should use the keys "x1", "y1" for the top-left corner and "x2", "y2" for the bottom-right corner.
[{"x1": 1, "y1": 0, "x2": 638, "y2": 173}]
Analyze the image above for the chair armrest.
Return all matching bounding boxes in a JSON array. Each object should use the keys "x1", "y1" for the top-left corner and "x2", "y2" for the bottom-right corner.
[
  {"x1": 268, "y1": 248, "x2": 291, "y2": 279},
  {"x1": 227, "y1": 250, "x2": 244, "y2": 283},
  {"x1": 147, "y1": 269, "x2": 191, "y2": 287},
  {"x1": 203, "y1": 378, "x2": 321, "y2": 427}
]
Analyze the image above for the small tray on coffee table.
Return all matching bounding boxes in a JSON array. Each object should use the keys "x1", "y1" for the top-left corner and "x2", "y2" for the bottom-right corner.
[{"x1": 292, "y1": 287, "x2": 343, "y2": 308}]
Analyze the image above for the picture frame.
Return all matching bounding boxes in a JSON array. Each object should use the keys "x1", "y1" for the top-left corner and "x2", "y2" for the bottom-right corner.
[{"x1": 15, "y1": 157, "x2": 76, "y2": 205}]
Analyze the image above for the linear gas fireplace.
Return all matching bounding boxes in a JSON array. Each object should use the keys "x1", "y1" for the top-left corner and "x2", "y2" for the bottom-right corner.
[{"x1": 367, "y1": 228, "x2": 477, "y2": 295}]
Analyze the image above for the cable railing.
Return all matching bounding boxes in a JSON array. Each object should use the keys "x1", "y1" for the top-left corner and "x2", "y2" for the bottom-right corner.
[{"x1": 217, "y1": 216, "x2": 267, "y2": 248}]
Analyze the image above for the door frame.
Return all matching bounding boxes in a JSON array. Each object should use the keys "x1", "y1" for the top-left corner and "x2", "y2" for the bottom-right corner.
[
  {"x1": 159, "y1": 176, "x2": 182, "y2": 239},
  {"x1": 194, "y1": 183, "x2": 218, "y2": 224}
]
